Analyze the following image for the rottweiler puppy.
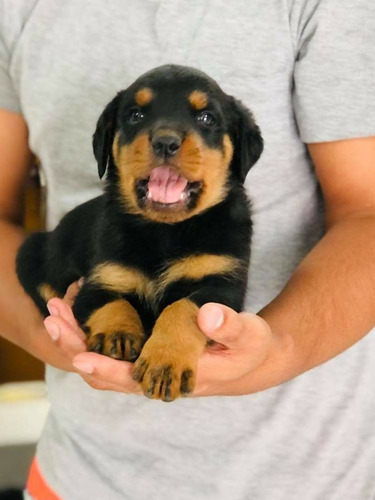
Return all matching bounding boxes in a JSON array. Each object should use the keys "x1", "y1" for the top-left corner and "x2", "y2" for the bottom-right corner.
[{"x1": 16, "y1": 64, "x2": 263, "y2": 401}]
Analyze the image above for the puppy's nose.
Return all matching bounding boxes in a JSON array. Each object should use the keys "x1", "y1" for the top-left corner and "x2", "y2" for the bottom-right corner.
[{"x1": 151, "y1": 132, "x2": 182, "y2": 158}]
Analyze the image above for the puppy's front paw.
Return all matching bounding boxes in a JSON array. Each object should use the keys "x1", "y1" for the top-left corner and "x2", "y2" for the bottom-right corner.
[
  {"x1": 132, "y1": 298, "x2": 206, "y2": 401},
  {"x1": 133, "y1": 347, "x2": 196, "y2": 402},
  {"x1": 88, "y1": 331, "x2": 145, "y2": 361},
  {"x1": 84, "y1": 299, "x2": 146, "y2": 362}
]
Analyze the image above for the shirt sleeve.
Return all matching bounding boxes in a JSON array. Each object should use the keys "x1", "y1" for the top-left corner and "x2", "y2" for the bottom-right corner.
[
  {"x1": 0, "y1": 33, "x2": 21, "y2": 113},
  {"x1": 290, "y1": 0, "x2": 375, "y2": 143},
  {"x1": 0, "y1": 0, "x2": 38, "y2": 114}
]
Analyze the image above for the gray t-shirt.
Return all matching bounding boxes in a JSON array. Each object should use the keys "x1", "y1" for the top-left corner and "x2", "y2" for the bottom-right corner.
[{"x1": 1, "y1": 1, "x2": 375, "y2": 499}]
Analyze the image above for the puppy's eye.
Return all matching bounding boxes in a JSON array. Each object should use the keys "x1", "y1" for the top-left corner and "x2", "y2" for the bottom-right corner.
[
  {"x1": 196, "y1": 111, "x2": 216, "y2": 127},
  {"x1": 126, "y1": 107, "x2": 145, "y2": 124}
]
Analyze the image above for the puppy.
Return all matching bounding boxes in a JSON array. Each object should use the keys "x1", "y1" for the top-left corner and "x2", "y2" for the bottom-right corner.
[{"x1": 16, "y1": 64, "x2": 263, "y2": 401}]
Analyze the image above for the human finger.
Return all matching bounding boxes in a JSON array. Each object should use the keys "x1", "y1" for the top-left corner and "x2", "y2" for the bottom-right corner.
[
  {"x1": 198, "y1": 303, "x2": 270, "y2": 350},
  {"x1": 72, "y1": 352, "x2": 142, "y2": 394},
  {"x1": 64, "y1": 279, "x2": 83, "y2": 307},
  {"x1": 47, "y1": 297, "x2": 86, "y2": 341},
  {"x1": 44, "y1": 315, "x2": 86, "y2": 355}
]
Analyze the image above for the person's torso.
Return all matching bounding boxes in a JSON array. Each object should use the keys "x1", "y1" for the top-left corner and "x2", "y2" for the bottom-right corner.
[{"x1": 6, "y1": 1, "x2": 375, "y2": 499}]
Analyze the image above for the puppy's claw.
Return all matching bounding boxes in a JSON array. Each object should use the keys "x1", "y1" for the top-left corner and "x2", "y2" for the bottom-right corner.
[
  {"x1": 132, "y1": 359, "x2": 148, "y2": 382},
  {"x1": 88, "y1": 333, "x2": 105, "y2": 353},
  {"x1": 145, "y1": 375, "x2": 158, "y2": 398},
  {"x1": 160, "y1": 369, "x2": 174, "y2": 402},
  {"x1": 180, "y1": 369, "x2": 194, "y2": 396}
]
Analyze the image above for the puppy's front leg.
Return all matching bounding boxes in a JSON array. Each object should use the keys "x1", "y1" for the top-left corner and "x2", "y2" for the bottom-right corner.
[
  {"x1": 73, "y1": 284, "x2": 146, "y2": 362},
  {"x1": 133, "y1": 298, "x2": 207, "y2": 401},
  {"x1": 133, "y1": 298, "x2": 207, "y2": 402},
  {"x1": 133, "y1": 262, "x2": 248, "y2": 401}
]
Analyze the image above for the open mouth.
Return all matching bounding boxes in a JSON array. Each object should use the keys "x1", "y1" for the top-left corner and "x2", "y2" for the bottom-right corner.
[{"x1": 135, "y1": 166, "x2": 202, "y2": 210}]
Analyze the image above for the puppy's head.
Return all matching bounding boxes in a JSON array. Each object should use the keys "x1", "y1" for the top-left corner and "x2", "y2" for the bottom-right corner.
[{"x1": 93, "y1": 65, "x2": 263, "y2": 223}]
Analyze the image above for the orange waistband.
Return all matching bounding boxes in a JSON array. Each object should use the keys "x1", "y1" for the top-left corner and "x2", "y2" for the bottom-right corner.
[{"x1": 27, "y1": 458, "x2": 62, "y2": 500}]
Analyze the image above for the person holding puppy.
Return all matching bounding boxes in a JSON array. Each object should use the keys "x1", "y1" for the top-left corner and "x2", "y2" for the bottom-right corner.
[{"x1": 0, "y1": 1, "x2": 374, "y2": 499}]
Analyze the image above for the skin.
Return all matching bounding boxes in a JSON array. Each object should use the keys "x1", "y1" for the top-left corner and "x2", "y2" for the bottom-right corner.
[{"x1": 1, "y1": 107, "x2": 375, "y2": 396}]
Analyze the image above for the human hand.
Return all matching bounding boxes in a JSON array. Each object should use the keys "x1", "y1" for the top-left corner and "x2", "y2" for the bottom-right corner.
[
  {"x1": 45, "y1": 285, "x2": 142, "y2": 394},
  {"x1": 194, "y1": 303, "x2": 292, "y2": 396},
  {"x1": 43, "y1": 281, "x2": 87, "y2": 372},
  {"x1": 46, "y1": 294, "x2": 292, "y2": 397}
]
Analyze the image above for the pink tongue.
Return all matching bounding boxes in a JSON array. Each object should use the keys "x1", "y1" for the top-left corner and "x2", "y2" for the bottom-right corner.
[{"x1": 148, "y1": 166, "x2": 188, "y2": 204}]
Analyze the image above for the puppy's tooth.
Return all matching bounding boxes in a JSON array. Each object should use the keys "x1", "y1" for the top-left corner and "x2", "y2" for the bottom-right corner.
[{"x1": 180, "y1": 192, "x2": 187, "y2": 201}]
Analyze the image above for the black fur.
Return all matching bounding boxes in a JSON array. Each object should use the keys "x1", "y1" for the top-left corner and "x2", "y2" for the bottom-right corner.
[{"x1": 16, "y1": 64, "x2": 263, "y2": 346}]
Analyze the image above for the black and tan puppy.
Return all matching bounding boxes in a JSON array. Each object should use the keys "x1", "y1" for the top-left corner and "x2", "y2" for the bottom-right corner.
[{"x1": 16, "y1": 64, "x2": 263, "y2": 401}]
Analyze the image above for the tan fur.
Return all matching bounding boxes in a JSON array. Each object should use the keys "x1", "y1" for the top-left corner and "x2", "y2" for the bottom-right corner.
[
  {"x1": 86, "y1": 299, "x2": 145, "y2": 360},
  {"x1": 175, "y1": 132, "x2": 234, "y2": 218},
  {"x1": 86, "y1": 299, "x2": 144, "y2": 336},
  {"x1": 88, "y1": 262, "x2": 154, "y2": 303},
  {"x1": 89, "y1": 255, "x2": 243, "y2": 308},
  {"x1": 112, "y1": 130, "x2": 234, "y2": 224},
  {"x1": 113, "y1": 132, "x2": 153, "y2": 214},
  {"x1": 38, "y1": 283, "x2": 59, "y2": 302},
  {"x1": 135, "y1": 87, "x2": 154, "y2": 107},
  {"x1": 133, "y1": 298, "x2": 206, "y2": 400},
  {"x1": 188, "y1": 90, "x2": 208, "y2": 110},
  {"x1": 156, "y1": 254, "x2": 244, "y2": 299}
]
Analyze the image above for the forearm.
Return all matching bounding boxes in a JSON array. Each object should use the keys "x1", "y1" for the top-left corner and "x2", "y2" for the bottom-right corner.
[
  {"x1": 239, "y1": 214, "x2": 375, "y2": 394},
  {"x1": 0, "y1": 218, "x2": 71, "y2": 369}
]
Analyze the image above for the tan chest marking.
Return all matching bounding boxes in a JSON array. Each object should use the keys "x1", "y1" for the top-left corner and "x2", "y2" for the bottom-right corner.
[
  {"x1": 89, "y1": 254, "x2": 244, "y2": 305},
  {"x1": 155, "y1": 254, "x2": 245, "y2": 298},
  {"x1": 88, "y1": 262, "x2": 153, "y2": 298}
]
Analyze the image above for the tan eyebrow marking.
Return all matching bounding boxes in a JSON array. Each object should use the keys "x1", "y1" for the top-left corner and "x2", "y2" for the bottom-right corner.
[
  {"x1": 189, "y1": 90, "x2": 208, "y2": 110},
  {"x1": 135, "y1": 87, "x2": 154, "y2": 107}
]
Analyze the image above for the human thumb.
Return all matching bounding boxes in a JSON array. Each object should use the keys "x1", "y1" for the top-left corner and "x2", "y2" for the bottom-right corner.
[{"x1": 198, "y1": 303, "x2": 246, "y2": 347}]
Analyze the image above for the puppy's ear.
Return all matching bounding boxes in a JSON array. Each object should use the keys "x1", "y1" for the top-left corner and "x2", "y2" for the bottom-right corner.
[
  {"x1": 93, "y1": 92, "x2": 122, "y2": 179},
  {"x1": 229, "y1": 97, "x2": 263, "y2": 182}
]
